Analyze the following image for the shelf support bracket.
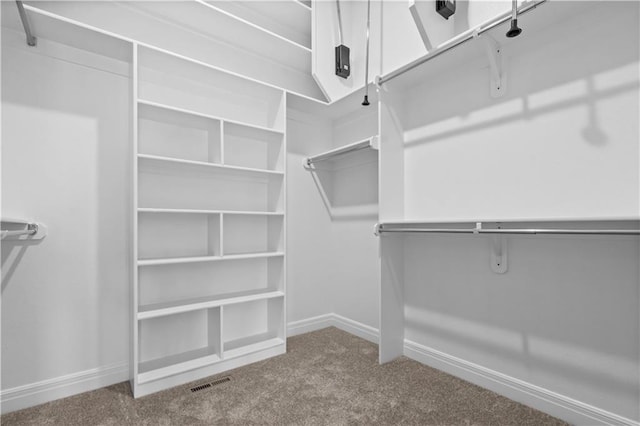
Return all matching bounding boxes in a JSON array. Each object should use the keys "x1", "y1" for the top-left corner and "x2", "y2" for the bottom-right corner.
[
  {"x1": 473, "y1": 31, "x2": 504, "y2": 98},
  {"x1": 16, "y1": 1, "x2": 37, "y2": 47},
  {"x1": 490, "y1": 234, "x2": 508, "y2": 274}
]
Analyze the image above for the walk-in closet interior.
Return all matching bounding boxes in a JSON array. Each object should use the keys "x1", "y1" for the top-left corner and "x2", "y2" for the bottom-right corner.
[{"x1": 1, "y1": 0, "x2": 639, "y2": 424}]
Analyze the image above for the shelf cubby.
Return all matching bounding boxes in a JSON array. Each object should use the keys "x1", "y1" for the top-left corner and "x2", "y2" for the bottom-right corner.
[
  {"x1": 223, "y1": 214, "x2": 283, "y2": 256},
  {"x1": 138, "y1": 211, "x2": 220, "y2": 261},
  {"x1": 138, "y1": 256, "x2": 284, "y2": 307},
  {"x1": 138, "y1": 155, "x2": 284, "y2": 212},
  {"x1": 138, "y1": 308, "x2": 221, "y2": 384},
  {"x1": 223, "y1": 122, "x2": 284, "y2": 173},
  {"x1": 222, "y1": 298, "x2": 285, "y2": 359},
  {"x1": 138, "y1": 102, "x2": 221, "y2": 163}
]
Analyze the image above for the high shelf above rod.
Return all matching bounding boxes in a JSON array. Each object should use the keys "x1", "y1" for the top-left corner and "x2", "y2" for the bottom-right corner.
[{"x1": 304, "y1": 136, "x2": 379, "y2": 168}]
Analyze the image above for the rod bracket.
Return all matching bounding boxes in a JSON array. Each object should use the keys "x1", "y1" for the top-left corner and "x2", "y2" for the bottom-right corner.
[
  {"x1": 490, "y1": 234, "x2": 508, "y2": 274},
  {"x1": 374, "y1": 223, "x2": 382, "y2": 236},
  {"x1": 303, "y1": 158, "x2": 313, "y2": 169},
  {"x1": 473, "y1": 31, "x2": 505, "y2": 98}
]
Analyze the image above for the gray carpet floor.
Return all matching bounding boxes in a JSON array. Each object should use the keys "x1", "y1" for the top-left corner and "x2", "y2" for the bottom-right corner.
[{"x1": 1, "y1": 327, "x2": 567, "y2": 425}]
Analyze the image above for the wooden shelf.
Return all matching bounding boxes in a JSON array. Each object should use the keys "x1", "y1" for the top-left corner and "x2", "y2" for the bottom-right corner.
[
  {"x1": 138, "y1": 208, "x2": 284, "y2": 216},
  {"x1": 138, "y1": 154, "x2": 284, "y2": 177},
  {"x1": 139, "y1": 289, "x2": 284, "y2": 320},
  {"x1": 224, "y1": 334, "x2": 285, "y2": 360},
  {"x1": 138, "y1": 347, "x2": 221, "y2": 384},
  {"x1": 138, "y1": 100, "x2": 284, "y2": 136},
  {"x1": 138, "y1": 252, "x2": 284, "y2": 267}
]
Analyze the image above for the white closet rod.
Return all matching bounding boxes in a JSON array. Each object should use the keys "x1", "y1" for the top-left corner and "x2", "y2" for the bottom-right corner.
[
  {"x1": 377, "y1": 0, "x2": 546, "y2": 86},
  {"x1": 375, "y1": 223, "x2": 640, "y2": 236},
  {"x1": 15, "y1": 0, "x2": 37, "y2": 46}
]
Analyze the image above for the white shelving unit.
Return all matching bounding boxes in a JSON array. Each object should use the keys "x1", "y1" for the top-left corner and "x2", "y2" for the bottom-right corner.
[{"x1": 132, "y1": 44, "x2": 286, "y2": 398}]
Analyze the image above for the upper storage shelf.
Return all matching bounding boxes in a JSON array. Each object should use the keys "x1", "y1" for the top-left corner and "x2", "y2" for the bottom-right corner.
[
  {"x1": 202, "y1": 0, "x2": 311, "y2": 50},
  {"x1": 18, "y1": 1, "x2": 325, "y2": 101},
  {"x1": 304, "y1": 136, "x2": 379, "y2": 168},
  {"x1": 1, "y1": 1, "x2": 132, "y2": 64}
]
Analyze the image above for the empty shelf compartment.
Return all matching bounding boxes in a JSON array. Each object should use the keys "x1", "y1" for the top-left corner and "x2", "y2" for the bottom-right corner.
[
  {"x1": 138, "y1": 308, "x2": 221, "y2": 383},
  {"x1": 139, "y1": 256, "x2": 284, "y2": 308},
  {"x1": 222, "y1": 298, "x2": 284, "y2": 359},
  {"x1": 224, "y1": 122, "x2": 284, "y2": 172},
  {"x1": 223, "y1": 214, "x2": 283, "y2": 255}
]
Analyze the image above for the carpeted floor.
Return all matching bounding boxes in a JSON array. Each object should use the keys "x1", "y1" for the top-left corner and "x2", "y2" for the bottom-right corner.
[{"x1": 1, "y1": 327, "x2": 567, "y2": 425}]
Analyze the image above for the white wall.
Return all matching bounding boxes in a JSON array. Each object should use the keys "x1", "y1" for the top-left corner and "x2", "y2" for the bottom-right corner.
[
  {"x1": 286, "y1": 104, "x2": 380, "y2": 332},
  {"x1": 285, "y1": 110, "x2": 335, "y2": 326},
  {"x1": 1, "y1": 28, "x2": 131, "y2": 411},
  {"x1": 404, "y1": 233, "x2": 640, "y2": 421},
  {"x1": 400, "y1": 1, "x2": 640, "y2": 221},
  {"x1": 379, "y1": 1, "x2": 640, "y2": 423}
]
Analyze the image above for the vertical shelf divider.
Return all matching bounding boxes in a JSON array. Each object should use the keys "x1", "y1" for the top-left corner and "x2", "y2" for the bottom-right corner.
[{"x1": 131, "y1": 41, "x2": 140, "y2": 394}]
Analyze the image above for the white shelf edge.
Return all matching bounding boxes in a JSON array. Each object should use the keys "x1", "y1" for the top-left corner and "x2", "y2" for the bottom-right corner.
[
  {"x1": 138, "y1": 208, "x2": 284, "y2": 216},
  {"x1": 138, "y1": 290, "x2": 285, "y2": 320},
  {"x1": 295, "y1": 0, "x2": 312, "y2": 11},
  {"x1": 137, "y1": 153, "x2": 284, "y2": 176},
  {"x1": 223, "y1": 337, "x2": 285, "y2": 360},
  {"x1": 138, "y1": 252, "x2": 285, "y2": 267},
  {"x1": 138, "y1": 352, "x2": 221, "y2": 384},
  {"x1": 305, "y1": 136, "x2": 379, "y2": 167},
  {"x1": 195, "y1": 0, "x2": 312, "y2": 53},
  {"x1": 137, "y1": 99, "x2": 284, "y2": 135}
]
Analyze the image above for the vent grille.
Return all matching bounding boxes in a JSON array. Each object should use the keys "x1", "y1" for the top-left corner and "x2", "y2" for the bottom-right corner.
[
  {"x1": 210, "y1": 376, "x2": 232, "y2": 386},
  {"x1": 189, "y1": 376, "x2": 231, "y2": 393},
  {"x1": 190, "y1": 383, "x2": 212, "y2": 393}
]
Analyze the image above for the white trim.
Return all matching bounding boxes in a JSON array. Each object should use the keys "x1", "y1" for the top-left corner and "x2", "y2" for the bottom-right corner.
[
  {"x1": 404, "y1": 340, "x2": 640, "y2": 426},
  {"x1": 0, "y1": 362, "x2": 129, "y2": 415},
  {"x1": 287, "y1": 314, "x2": 334, "y2": 337},
  {"x1": 331, "y1": 314, "x2": 379, "y2": 344},
  {"x1": 286, "y1": 313, "x2": 378, "y2": 344}
]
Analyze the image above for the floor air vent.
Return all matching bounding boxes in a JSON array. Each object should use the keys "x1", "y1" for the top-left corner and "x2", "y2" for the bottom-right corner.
[
  {"x1": 210, "y1": 376, "x2": 232, "y2": 387},
  {"x1": 190, "y1": 383, "x2": 212, "y2": 393},
  {"x1": 190, "y1": 376, "x2": 231, "y2": 393}
]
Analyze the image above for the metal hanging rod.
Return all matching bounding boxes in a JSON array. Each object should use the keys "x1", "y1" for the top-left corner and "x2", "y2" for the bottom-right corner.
[
  {"x1": 15, "y1": 0, "x2": 37, "y2": 47},
  {"x1": 375, "y1": 222, "x2": 640, "y2": 237},
  {"x1": 377, "y1": 0, "x2": 546, "y2": 86},
  {"x1": 304, "y1": 136, "x2": 378, "y2": 167}
]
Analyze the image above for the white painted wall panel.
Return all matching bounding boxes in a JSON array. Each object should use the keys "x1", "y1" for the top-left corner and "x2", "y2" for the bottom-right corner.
[
  {"x1": 401, "y1": 1, "x2": 639, "y2": 221},
  {"x1": 1, "y1": 30, "x2": 130, "y2": 389},
  {"x1": 404, "y1": 234, "x2": 640, "y2": 420}
]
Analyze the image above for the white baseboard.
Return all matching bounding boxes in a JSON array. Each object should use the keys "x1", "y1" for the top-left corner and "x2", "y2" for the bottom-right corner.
[
  {"x1": 331, "y1": 314, "x2": 379, "y2": 344},
  {"x1": 287, "y1": 313, "x2": 378, "y2": 344},
  {"x1": 287, "y1": 314, "x2": 334, "y2": 337},
  {"x1": 289, "y1": 313, "x2": 639, "y2": 426},
  {"x1": 404, "y1": 340, "x2": 639, "y2": 426},
  {"x1": 1, "y1": 362, "x2": 129, "y2": 415}
]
